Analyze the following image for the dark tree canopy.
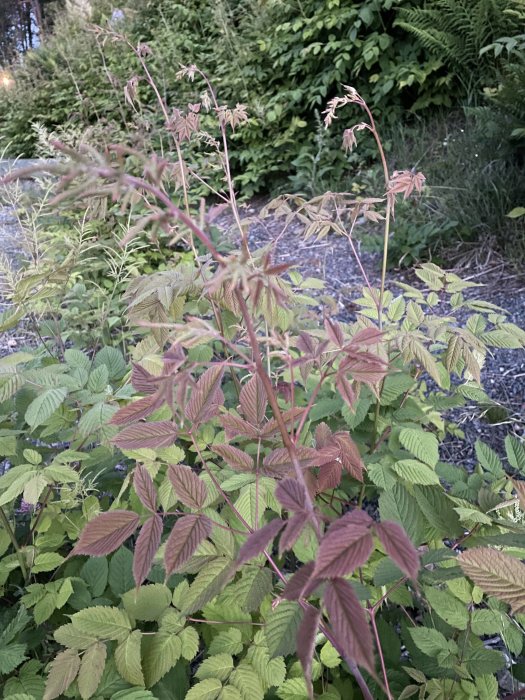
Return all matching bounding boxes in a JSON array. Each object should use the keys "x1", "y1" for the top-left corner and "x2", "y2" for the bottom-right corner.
[{"x1": 0, "y1": 0, "x2": 60, "y2": 63}]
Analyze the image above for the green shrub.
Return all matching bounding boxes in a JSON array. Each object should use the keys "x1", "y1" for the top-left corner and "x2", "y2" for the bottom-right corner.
[{"x1": 0, "y1": 81, "x2": 524, "y2": 699}]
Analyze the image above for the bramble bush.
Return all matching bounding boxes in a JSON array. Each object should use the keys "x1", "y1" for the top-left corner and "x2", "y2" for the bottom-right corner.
[{"x1": 1, "y1": 56, "x2": 525, "y2": 700}]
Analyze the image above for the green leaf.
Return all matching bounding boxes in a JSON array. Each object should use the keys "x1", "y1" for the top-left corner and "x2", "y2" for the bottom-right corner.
[
  {"x1": 229, "y1": 663, "x2": 264, "y2": 700},
  {"x1": 379, "y1": 483, "x2": 426, "y2": 545},
  {"x1": 77, "y1": 642, "x2": 106, "y2": 700},
  {"x1": 142, "y1": 632, "x2": 182, "y2": 688},
  {"x1": 109, "y1": 547, "x2": 135, "y2": 596},
  {"x1": 94, "y1": 347, "x2": 127, "y2": 380},
  {"x1": 276, "y1": 678, "x2": 309, "y2": 700},
  {"x1": 264, "y1": 601, "x2": 302, "y2": 658},
  {"x1": 393, "y1": 459, "x2": 440, "y2": 485},
  {"x1": 81, "y1": 557, "x2": 109, "y2": 597},
  {"x1": 31, "y1": 553, "x2": 65, "y2": 574},
  {"x1": 179, "y1": 627, "x2": 200, "y2": 661},
  {"x1": 209, "y1": 629, "x2": 243, "y2": 657},
  {"x1": 475, "y1": 441, "x2": 503, "y2": 476},
  {"x1": 43, "y1": 649, "x2": 80, "y2": 700},
  {"x1": 234, "y1": 484, "x2": 266, "y2": 530},
  {"x1": 111, "y1": 690, "x2": 155, "y2": 700},
  {"x1": 183, "y1": 558, "x2": 233, "y2": 614},
  {"x1": 54, "y1": 623, "x2": 98, "y2": 650},
  {"x1": 115, "y1": 631, "x2": 144, "y2": 687},
  {"x1": 185, "y1": 678, "x2": 223, "y2": 700},
  {"x1": 507, "y1": 207, "x2": 525, "y2": 219},
  {"x1": 71, "y1": 607, "x2": 132, "y2": 642},
  {"x1": 25, "y1": 388, "x2": 68, "y2": 429},
  {"x1": 122, "y1": 584, "x2": 172, "y2": 622},
  {"x1": 399, "y1": 428, "x2": 439, "y2": 467},
  {"x1": 0, "y1": 644, "x2": 28, "y2": 675},
  {"x1": 506, "y1": 435, "x2": 525, "y2": 472},
  {"x1": 408, "y1": 628, "x2": 457, "y2": 657},
  {"x1": 424, "y1": 587, "x2": 469, "y2": 630},
  {"x1": 196, "y1": 654, "x2": 234, "y2": 683}
]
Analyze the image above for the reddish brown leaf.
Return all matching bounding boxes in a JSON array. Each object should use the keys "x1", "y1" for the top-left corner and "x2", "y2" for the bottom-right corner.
[
  {"x1": 324, "y1": 318, "x2": 344, "y2": 347},
  {"x1": 334, "y1": 432, "x2": 364, "y2": 482},
  {"x1": 350, "y1": 327, "x2": 383, "y2": 346},
  {"x1": 336, "y1": 374, "x2": 357, "y2": 410},
  {"x1": 239, "y1": 374, "x2": 267, "y2": 426},
  {"x1": 275, "y1": 478, "x2": 308, "y2": 513},
  {"x1": 279, "y1": 513, "x2": 307, "y2": 555},
  {"x1": 133, "y1": 514, "x2": 163, "y2": 587},
  {"x1": 110, "y1": 392, "x2": 164, "y2": 426},
  {"x1": 297, "y1": 606, "x2": 320, "y2": 700},
  {"x1": 210, "y1": 444, "x2": 254, "y2": 472},
  {"x1": 164, "y1": 514, "x2": 212, "y2": 576},
  {"x1": 185, "y1": 365, "x2": 225, "y2": 425},
  {"x1": 220, "y1": 413, "x2": 259, "y2": 440},
  {"x1": 131, "y1": 362, "x2": 159, "y2": 394},
  {"x1": 314, "y1": 422, "x2": 332, "y2": 449},
  {"x1": 340, "y1": 352, "x2": 387, "y2": 385},
  {"x1": 282, "y1": 561, "x2": 317, "y2": 600},
  {"x1": 315, "y1": 513, "x2": 373, "y2": 578},
  {"x1": 113, "y1": 421, "x2": 178, "y2": 450},
  {"x1": 73, "y1": 511, "x2": 140, "y2": 556},
  {"x1": 237, "y1": 518, "x2": 285, "y2": 566},
  {"x1": 133, "y1": 464, "x2": 157, "y2": 512},
  {"x1": 374, "y1": 521, "x2": 420, "y2": 581},
  {"x1": 324, "y1": 578, "x2": 374, "y2": 671},
  {"x1": 263, "y1": 447, "x2": 319, "y2": 475},
  {"x1": 168, "y1": 464, "x2": 207, "y2": 510},
  {"x1": 259, "y1": 407, "x2": 306, "y2": 438},
  {"x1": 317, "y1": 461, "x2": 343, "y2": 493}
]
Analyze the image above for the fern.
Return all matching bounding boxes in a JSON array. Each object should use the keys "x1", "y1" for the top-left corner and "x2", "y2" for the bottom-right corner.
[{"x1": 396, "y1": 0, "x2": 516, "y2": 90}]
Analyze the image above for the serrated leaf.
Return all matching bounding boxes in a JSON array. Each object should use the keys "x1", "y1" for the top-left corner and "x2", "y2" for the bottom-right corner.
[
  {"x1": 80, "y1": 557, "x2": 108, "y2": 597},
  {"x1": 164, "y1": 514, "x2": 213, "y2": 576},
  {"x1": 296, "y1": 607, "x2": 319, "y2": 699},
  {"x1": 234, "y1": 483, "x2": 266, "y2": 529},
  {"x1": 399, "y1": 428, "x2": 439, "y2": 467},
  {"x1": 210, "y1": 444, "x2": 254, "y2": 472},
  {"x1": 209, "y1": 629, "x2": 243, "y2": 656},
  {"x1": 196, "y1": 654, "x2": 234, "y2": 682},
  {"x1": 0, "y1": 644, "x2": 28, "y2": 675},
  {"x1": 323, "y1": 578, "x2": 374, "y2": 672},
  {"x1": 73, "y1": 511, "x2": 140, "y2": 556},
  {"x1": 133, "y1": 464, "x2": 157, "y2": 512},
  {"x1": 115, "y1": 631, "x2": 144, "y2": 687},
  {"x1": 265, "y1": 601, "x2": 302, "y2": 658},
  {"x1": 179, "y1": 626, "x2": 200, "y2": 660},
  {"x1": 78, "y1": 642, "x2": 106, "y2": 700},
  {"x1": 475, "y1": 440, "x2": 503, "y2": 476},
  {"x1": 168, "y1": 465, "x2": 207, "y2": 510},
  {"x1": 239, "y1": 375, "x2": 267, "y2": 426},
  {"x1": 43, "y1": 649, "x2": 80, "y2": 700},
  {"x1": 185, "y1": 365, "x2": 225, "y2": 425},
  {"x1": 185, "y1": 678, "x2": 223, "y2": 700},
  {"x1": 122, "y1": 583, "x2": 171, "y2": 621},
  {"x1": 392, "y1": 459, "x2": 440, "y2": 485},
  {"x1": 275, "y1": 479, "x2": 307, "y2": 513},
  {"x1": 113, "y1": 421, "x2": 178, "y2": 450},
  {"x1": 71, "y1": 606, "x2": 132, "y2": 642},
  {"x1": 408, "y1": 627, "x2": 457, "y2": 657},
  {"x1": 54, "y1": 623, "x2": 98, "y2": 650},
  {"x1": 93, "y1": 346, "x2": 127, "y2": 380},
  {"x1": 379, "y1": 483, "x2": 426, "y2": 545},
  {"x1": 237, "y1": 519, "x2": 284, "y2": 566},
  {"x1": 314, "y1": 511, "x2": 373, "y2": 578},
  {"x1": 25, "y1": 388, "x2": 68, "y2": 429},
  {"x1": 459, "y1": 548, "x2": 525, "y2": 613},
  {"x1": 229, "y1": 663, "x2": 264, "y2": 700},
  {"x1": 133, "y1": 514, "x2": 163, "y2": 587},
  {"x1": 109, "y1": 547, "x2": 135, "y2": 596},
  {"x1": 234, "y1": 566, "x2": 273, "y2": 613},
  {"x1": 374, "y1": 521, "x2": 420, "y2": 580},
  {"x1": 142, "y1": 632, "x2": 182, "y2": 688},
  {"x1": 506, "y1": 435, "x2": 525, "y2": 472},
  {"x1": 183, "y1": 558, "x2": 234, "y2": 614},
  {"x1": 424, "y1": 587, "x2": 469, "y2": 630},
  {"x1": 110, "y1": 393, "x2": 164, "y2": 427}
]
